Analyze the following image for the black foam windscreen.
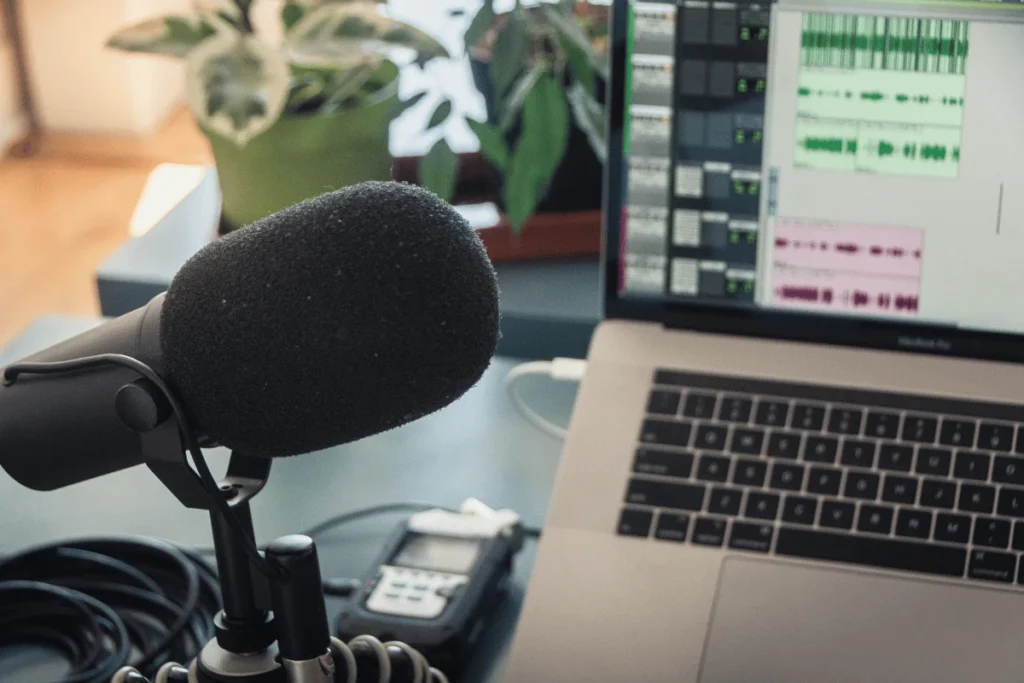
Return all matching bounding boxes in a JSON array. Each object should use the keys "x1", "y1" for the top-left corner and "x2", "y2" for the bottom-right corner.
[{"x1": 160, "y1": 182, "x2": 500, "y2": 458}]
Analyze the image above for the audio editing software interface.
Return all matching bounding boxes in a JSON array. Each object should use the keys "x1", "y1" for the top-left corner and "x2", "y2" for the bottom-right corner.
[{"x1": 620, "y1": 0, "x2": 1024, "y2": 335}]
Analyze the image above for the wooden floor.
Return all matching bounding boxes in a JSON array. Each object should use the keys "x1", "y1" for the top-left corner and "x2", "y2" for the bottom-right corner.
[{"x1": 0, "y1": 108, "x2": 212, "y2": 345}]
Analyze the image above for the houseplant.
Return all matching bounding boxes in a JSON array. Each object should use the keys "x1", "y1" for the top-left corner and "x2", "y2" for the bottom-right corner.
[
  {"x1": 107, "y1": 0, "x2": 454, "y2": 229},
  {"x1": 452, "y1": 0, "x2": 609, "y2": 232}
]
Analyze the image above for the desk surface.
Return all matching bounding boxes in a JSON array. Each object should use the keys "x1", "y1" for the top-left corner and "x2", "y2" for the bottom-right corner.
[{"x1": 0, "y1": 316, "x2": 578, "y2": 683}]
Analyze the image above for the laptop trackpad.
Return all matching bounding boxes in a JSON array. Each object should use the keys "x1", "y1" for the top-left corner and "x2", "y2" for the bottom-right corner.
[{"x1": 700, "y1": 557, "x2": 1024, "y2": 683}]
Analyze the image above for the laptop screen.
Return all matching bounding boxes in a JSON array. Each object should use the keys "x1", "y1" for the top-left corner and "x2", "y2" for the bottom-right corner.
[{"x1": 605, "y1": 0, "x2": 1024, "y2": 361}]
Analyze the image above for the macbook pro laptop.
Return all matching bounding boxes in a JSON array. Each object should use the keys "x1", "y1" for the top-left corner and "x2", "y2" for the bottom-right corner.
[{"x1": 502, "y1": 0, "x2": 1024, "y2": 681}]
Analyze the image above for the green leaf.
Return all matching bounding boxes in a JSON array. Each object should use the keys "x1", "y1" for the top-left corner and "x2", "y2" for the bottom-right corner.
[
  {"x1": 464, "y1": 0, "x2": 495, "y2": 55},
  {"x1": 286, "y1": 2, "x2": 449, "y2": 69},
  {"x1": 420, "y1": 138, "x2": 459, "y2": 203},
  {"x1": 498, "y1": 61, "x2": 544, "y2": 132},
  {"x1": 539, "y1": 5, "x2": 608, "y2": 80},
  {"x1": 567, "y1": 82, "x2": 606, "y2": 163},
  {"x1": 489, "y1": 9, "x2": 528, "y2": 105},
  {"x1": 466, "y1": 118, "x2": 509, "y2": 174},
  {"x1": 393, "y1": 90, "x2": 428, "y2": 119},
  {"x1": 427, "y1": 99, "x2": 453, "y2": 130},
  {"x1": 188, "y1": 34, "x2": 290, "y2": 145},
  {"x1": 560, "y1": 35, "x2": 595, "y2": 97},
  {"x1": 503, "y1": 73, "x2": 569, "y2": 232},
  {"x1": 107, "y1": 14, "x2": 217, "y2": 57},
  {"x1": 282, "y1": 3, "x2": 306, "y2": 30}
]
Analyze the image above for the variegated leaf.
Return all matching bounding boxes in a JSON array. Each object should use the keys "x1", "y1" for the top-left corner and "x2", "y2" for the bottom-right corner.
[
  {"x1": 188, "y1": 33, "x2": 290, "y2": 146},
  {"x1": 285, "y1": 1, "x2": 448, "y2": 69}
]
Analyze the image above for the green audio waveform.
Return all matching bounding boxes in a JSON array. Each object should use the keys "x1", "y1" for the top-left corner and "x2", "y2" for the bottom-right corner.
[
  {"x1": 801, "y1": 13, "x2": 970, "y2": 74},
  {"x1": 800, "y1": 137, "x2": 961, "y2": 163},
  {"x1": 800, "y1": 88, "x2": 963, "y2": 108}
]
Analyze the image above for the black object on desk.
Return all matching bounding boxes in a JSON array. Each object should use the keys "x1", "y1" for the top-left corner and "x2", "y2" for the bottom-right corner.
[{"x1": 0, "y1": 316, "x2": 572, "y2": 683}]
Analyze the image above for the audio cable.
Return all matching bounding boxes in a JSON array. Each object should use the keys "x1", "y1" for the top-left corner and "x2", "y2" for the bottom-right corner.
[
  {"x1": 0, "y1": 537, "x2": 220, "y2": 682},
  {"x1": 505, "y1": 358, "x2": 587, "y2": 440}
]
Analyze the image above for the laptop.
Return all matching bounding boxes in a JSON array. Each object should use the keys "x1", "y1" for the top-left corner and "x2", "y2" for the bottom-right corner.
[{"x1": 502, "y1": 0, "x2": 1024, "y2": 681}]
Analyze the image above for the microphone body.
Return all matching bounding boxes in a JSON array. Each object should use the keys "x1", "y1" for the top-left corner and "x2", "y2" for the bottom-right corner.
[
  {"x1": 0, "y1": 181, "x2": 500, "y2": 492},
  {"x1": 0, "y1": 297, "x2": 163, "y2": 490}
]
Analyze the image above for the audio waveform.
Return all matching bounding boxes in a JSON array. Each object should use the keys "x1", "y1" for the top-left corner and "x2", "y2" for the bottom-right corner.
[
  {"x1": 771, "y1": 218, "x2": 922, "y2": 320},
  {"x1": 776, "y1": 287, "x2": 919, "y2": 312},
  {"x1": 799, "y1": 137, "x2": 960, "y2": 163},
  {"x1": 774, "y1": 238, "x2": 922, "y2": 260}
]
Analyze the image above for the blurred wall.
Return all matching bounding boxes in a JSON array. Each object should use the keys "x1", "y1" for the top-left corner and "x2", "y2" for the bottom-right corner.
[
  {"x1": 19, "y1": 0, "x2": 189, "y2": 135},
  {"x1": 0, "y1": 3, "x2": 27, "y2": 150}
]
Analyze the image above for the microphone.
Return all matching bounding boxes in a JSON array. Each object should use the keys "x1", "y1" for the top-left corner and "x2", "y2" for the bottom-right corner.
[{"x1": 0, "y1": 181, "x2": 500, "y2": 491}]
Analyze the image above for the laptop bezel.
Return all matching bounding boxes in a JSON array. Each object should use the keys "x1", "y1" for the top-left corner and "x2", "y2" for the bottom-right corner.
[{"x1": 602, "y1": 0, "x2": 1024, "y2": 364}]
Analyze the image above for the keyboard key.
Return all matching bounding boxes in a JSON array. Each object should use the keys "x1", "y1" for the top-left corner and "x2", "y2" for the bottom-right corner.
[
  {"x1": 777, "y1": 528, "x2": 966, "y2": 578},
  {"x1": 625, "y1": 479, "x2": 706, "y2": 511},
  {"x1": 696, "y1": 455, "x2": 731, "y2": 482},
  {"x1": 968, "y1": 550, "x2": 1015, "y2": 583},
  {"x1": 997, "y1": 487, "x2": 1024, "y2": 519},
  {"x1": 730, "y1": 428, "x2": 765, "y2": 455},
  {"x1": 617, "y1": 508, "x2": 653, "y2": 537},
  {"x1": 791, "y1": 403, "x2": 825, "y2": 431},
  {"x1": 769, "y1": 463, "x2": 804, "y2": 491},
  {"x1": 901, "y1": 415, "x2": 938, "y2": 444},
  {"x1": 683, "y1": 392, "x2": 717, "y2": 419},
  {"x1": 878, "y1": 444, "x2": 914, "y2": 472},
  {"x1": 718, "y1": 396, "x2": 753, "y2": 423},
  {"x1": 640, "y1": 419, "x2": 692, "y2": 447},
  {"x1": 882, "y1": 475, "x2": 918, "y2": 504},
  {"x1": 654, "y1": 512, "x2": 690, "y2": 542},
  {"x1": 803, "y1": 436, "x2": 839, "y2": 463},
  {"x1": 993, "y1": 456, "x2": 1024, "y2": 486},
  {"x1": 865, "y1": 411, "x2": 900, "y2": 439},
  {"x1": 958, "y1": 483, "x2": 995, "y2": 513},
  {"x1": 940, "y1": 419, "x2": 976, "y2": 448},
  {"x1": 632, "y1": 448, "x2": 694, "y2": 478},
  {"x1": 694, "y1": 424, "x2": 728, "y2": 451},
  {"x1": 953, "y1": 451, "x2": 990, "y2": 481},
  {"x1": 841, "y1": 440, "x2": 876, "y2": 468},
  {"x1": 972, "y1": 517, "x2": 1010, "y2": 549},
  {"x1": 916, "y1": 448, "x2": 952, "y2": 476},
  {"x1": 896, "y1": 509, "x2": 932, "y2": 539},
  {"x1": 807, "y1": 466, "x2": 842, "y2": 496},
  {"x1": 728, "y1": 522, "x2": 774, "y2": 552},
  {"x1": 1014, "y1": 522, "x2": 1024, "y2": 551},
  {"x1": 820, "y1": 501, "x2": 855, "y2": 529},
  {"x1": 781, "y1": 495, "x2": 817, "y2": 525},
  {"x1": 979, "y1": 422, "x2": 1014, "y2": 452},
  {"x1": 708, "y1": 487, "x2": 743, "y2": 515},
  {"x1": 692, "y1": 517, "x2": 726, "y2": 546},
  {"x1": 920, "y1": 480, "x2": 957, "y2": 509},
  {"x1": 844, "y1": 471, "x2": 880, "y2": 500},
  {"x1": 827, "y1": 407, "x2": 863, "y2": 435},
  {"x1": 857, "y1": 504, "x2": 894, "y2": 534},
  {"x1": 732, "y1": 459, "x2": 767, "y2": 487},
  {"x1": 647, "y1": 389, "x2": 681, "y2": 416},
  {"x1": 934, "y1": 513, "x2": 971, "y2": 544},
  {"x1": 744, "y1": 492, "x2": 780, "y2": 520},
  {"x1": 754, "y1": 400, "x2": 789, "y2": 427},
  {"x1": 766, "y1": 431, "x2": 801, "y2": 459},
  {"x1": 1017, "y1": 426, "x2": 1024, "y2": 455}
]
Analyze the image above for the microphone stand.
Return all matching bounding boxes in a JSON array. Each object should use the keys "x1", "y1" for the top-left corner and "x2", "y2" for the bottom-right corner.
[{"x1": 110, "y1": 383, "x2": 446, "y2": 683}]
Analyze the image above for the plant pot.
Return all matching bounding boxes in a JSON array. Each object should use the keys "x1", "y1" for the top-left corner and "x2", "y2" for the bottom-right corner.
[
  {"x1": 205, "y1": 65, "x2": 399, "y2": 231},
  {"x1": 470, "y1": 57, "x2": 605, "y2": 215}
]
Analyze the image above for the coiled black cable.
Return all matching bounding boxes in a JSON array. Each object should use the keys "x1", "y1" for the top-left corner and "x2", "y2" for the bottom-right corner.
[{"x1": 0, "y1": 536, "x2": 220, "y2": 683}]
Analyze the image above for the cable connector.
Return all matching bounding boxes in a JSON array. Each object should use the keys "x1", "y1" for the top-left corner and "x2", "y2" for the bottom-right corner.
[
  {"x1": 505, "y1": 358, "x2": 587, "y2": 440},
  {"x1": 550, "y1": 357, "x2": 588, "y2": 382}
]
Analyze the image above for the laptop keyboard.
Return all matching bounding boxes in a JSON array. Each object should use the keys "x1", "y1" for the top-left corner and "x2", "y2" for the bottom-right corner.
[{"x1": 618, "y1": 369, "x2": 1024, "y2": 585}]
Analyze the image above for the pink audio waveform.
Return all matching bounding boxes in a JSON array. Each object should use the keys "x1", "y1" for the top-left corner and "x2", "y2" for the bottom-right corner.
[
  {"x1": 771, "y1": 218, "x2": 923, "y2": 319},
  {"x1": 772, "y1": 219, "x2": 923, "y2": 278}
]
